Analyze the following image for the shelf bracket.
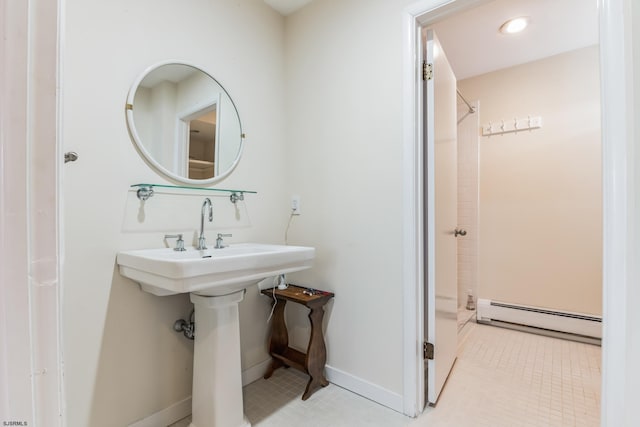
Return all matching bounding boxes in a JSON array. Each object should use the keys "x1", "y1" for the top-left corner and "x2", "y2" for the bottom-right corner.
[
  {"x1": 229, "y1": 192, "x2": 244, "y2": 204},
  {"x1": 136, "y1": 186, "x2": 154, "y2": 201}
]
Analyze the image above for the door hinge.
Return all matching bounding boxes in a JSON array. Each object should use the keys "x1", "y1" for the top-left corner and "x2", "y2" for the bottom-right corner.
[
  {"x1": 423, "y1": 61, "x2": 433, "y2": 81},
  {"x1": 423, "y1": 341, "x2": 434, "y2": 360}
]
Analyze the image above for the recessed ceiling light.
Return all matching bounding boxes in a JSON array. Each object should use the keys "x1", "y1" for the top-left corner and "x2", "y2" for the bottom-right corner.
[{"x1": 499, "y1": 17, "x2": 529, "y2": 35}]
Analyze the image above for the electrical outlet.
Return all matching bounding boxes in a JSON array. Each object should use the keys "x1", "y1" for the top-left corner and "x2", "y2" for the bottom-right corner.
[{"x1": 291, "y1": 195, "x2": 301, "y2": 215}]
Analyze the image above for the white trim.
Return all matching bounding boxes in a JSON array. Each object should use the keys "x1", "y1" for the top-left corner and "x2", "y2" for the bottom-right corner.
[
  {"x1": 401, "y1": 4, "x2": 424, "y2": 417},
  {"x1": 599, "y1": 0, "x2": 638, "y2": 425},
  {"x1": 246, "y1": 360, "x2": 405, "y2": 411},
  {"x1": 125, "y1": 361, "x2": 406, "y2": 426},
  {"x1": 0, "y1": 1, "x2": 34, "y2": 423},
  {"x1": 57, "y1": 0, "x2": 67, "y2": 422},
  {"x1": 325, "y1": 365, "x2": 404, "y2": 413},
  {"x1": 27, "y1": 0, "x2": 63, "y2": 422},
  {"x1": 0, "y1": 0, "x2": 63, "y2": 424},
  {"x1": 127, "y1": 397, "x2": 192, "y2": 427},
  {"x1": 241, "y1": 358, "x2": 272, "y2": 387}
]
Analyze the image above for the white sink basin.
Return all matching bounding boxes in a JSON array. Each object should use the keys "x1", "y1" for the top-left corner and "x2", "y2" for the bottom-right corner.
[{"x1": 117, "y1": 243, "x2": 315, "y2": 296}]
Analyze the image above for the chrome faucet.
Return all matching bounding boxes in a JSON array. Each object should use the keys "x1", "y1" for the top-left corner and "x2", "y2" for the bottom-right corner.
[
  {"x1": 215, "y1": 233, "x2": 232, "y2": 249},
  {"x1": 197, "y1": 198, "x2": 213, "y2": 250},
  {"x1": 164, "y1": 234, "x2": 186, "y2": 251}
]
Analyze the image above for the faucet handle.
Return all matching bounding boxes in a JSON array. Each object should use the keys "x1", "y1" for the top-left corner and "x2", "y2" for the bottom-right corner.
[
  {"x1": 215, "y1": 233, "x2": 232, "y2": 249},
  {"x1": 165, "y1": 234, "x2": 186, "y2": 251}
]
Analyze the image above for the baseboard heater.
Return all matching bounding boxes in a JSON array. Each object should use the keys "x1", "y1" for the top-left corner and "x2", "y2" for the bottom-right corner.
[{"x1": 477, "y1": 298, "x2": 602, "y2": 342}]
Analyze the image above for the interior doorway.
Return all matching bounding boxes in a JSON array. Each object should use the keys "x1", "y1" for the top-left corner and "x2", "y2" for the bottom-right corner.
[{"x1": 400, "y1": 0, "x2": 623, "y2": 420}]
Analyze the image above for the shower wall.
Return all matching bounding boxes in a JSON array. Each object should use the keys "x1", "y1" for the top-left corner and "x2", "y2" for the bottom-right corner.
[{"x1": 457, "y1": 100, "x2": 479, "y2": 309}]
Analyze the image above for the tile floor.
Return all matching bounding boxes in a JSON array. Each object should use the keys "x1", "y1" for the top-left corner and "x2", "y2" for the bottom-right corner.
[
  {"x1": 170, "y1": 321, "x2": 601, "y2": 427},
  {"x1": 457, "y1": 307, "x2": 475, "y2": 331}
]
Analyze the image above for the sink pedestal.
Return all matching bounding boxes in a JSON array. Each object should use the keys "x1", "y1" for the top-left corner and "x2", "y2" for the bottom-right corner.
[
  {"x1": 189, "y1": 291, "x2": 250, "y2": 427},
  {"x1": 116, "y1": 243, "x2": 315, "y2": 425}
]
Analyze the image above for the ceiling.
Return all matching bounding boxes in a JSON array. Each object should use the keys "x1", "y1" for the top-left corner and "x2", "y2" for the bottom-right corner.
[
  {"x1": 265, "y1": 0, "x2": 598, "y2": 80},
  {"x1": 429, "y1": 0, "x2": 599, "y2": 80},
  {"x1": 264, "y1": 0, "x2": 313, "y2": 15}
]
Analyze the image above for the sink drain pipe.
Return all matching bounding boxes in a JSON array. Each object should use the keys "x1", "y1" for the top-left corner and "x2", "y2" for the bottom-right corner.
[{"x1": 174, "y1": 309, "x2": 195, "y2": 340}]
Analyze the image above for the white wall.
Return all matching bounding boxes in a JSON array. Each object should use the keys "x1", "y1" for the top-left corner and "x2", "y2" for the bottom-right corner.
[
  {"x1": 283, "y1": 0, "x2": 416, "y2": 402},
  {"x1": 61, "y1": 1, "x2": 287, "y2": 425},
  {"x1": 459, "y1": 46, "x2": 602, "y2": 315}
]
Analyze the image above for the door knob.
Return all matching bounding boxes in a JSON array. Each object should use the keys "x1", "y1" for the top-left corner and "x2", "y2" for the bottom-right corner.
[{"x1": 454, "y1": 228, "x2": 467, "y2": 237}]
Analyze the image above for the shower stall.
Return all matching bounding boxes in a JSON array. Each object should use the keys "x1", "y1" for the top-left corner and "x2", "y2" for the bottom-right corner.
[{"x1": 456, "y1": 91, "x2": 478, "y2": 331}]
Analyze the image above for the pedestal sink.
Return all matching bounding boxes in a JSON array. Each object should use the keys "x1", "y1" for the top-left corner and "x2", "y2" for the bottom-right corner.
[{"x1": 116, "y1": 243, "x2": 315, "y2": 427}]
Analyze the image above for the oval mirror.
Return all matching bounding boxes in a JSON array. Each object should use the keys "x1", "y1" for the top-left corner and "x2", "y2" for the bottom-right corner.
[{"x1": 125, "y1": 61, "x2": 243, "y2": 185}]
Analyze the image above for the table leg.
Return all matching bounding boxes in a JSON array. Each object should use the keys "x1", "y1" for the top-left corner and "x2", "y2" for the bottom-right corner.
[
  {"x1": 302, "y1": 304, "x2": 329, "y2": 400},
  {"x1": 264, "y1": 299, "x2": 288, "y2": 379}
]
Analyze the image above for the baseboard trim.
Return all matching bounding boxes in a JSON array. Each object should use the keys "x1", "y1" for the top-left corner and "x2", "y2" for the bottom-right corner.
[
  {"x1": 245, "y1": 360, "x2": 405, "y2": 413},
  {"x1": 242, "y1": 358, "x2": 272, "y2": 386},
  {"x1": 127, "y1": 396, "x2": 192, "y2": 427},
  {"x1": 127, "y1": 361, "x2": 404, "y2": 425},
  {"x1": 325, "y1": 365, "x2": 404, "y2": 413}
]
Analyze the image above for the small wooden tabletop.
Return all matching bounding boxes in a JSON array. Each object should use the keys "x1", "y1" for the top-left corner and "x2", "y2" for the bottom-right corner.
[{"x1": 261, "y1": 285, "x2": 334, "y2": 307}]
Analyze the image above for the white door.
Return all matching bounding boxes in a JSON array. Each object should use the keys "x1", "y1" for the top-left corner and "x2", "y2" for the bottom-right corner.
[{"x1": 423, "y1": 29, "x2": 458, "y2": 407}]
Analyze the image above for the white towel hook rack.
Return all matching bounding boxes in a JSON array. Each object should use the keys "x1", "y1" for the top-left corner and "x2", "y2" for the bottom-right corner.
[{"x1": 482, "y1": 115, "x2": 542, "y2": 137}]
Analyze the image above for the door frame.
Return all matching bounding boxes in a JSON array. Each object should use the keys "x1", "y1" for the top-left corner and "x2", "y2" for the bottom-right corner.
[
  {"x1": 0, "y1": 0, "x2": 63, "y2": 424},
  {"x1": 401, "y1": 0, "x2": 638, "y2": 423}
]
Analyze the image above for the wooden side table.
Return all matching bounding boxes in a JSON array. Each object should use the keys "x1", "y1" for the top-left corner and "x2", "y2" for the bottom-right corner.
[{"x1": 261, "y1": 285, "x2": 334, "y2": 400}]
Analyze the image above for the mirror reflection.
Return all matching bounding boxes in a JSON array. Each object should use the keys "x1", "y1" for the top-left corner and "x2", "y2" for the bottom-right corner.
[{"x1": 126, "y1": 62, "x2": 243, "y2": 184}]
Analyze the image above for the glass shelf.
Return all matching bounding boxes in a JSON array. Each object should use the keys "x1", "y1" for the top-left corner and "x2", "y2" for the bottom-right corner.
[{"x1": 131, "y1": 183, "x2": 256, "y2": 202}]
